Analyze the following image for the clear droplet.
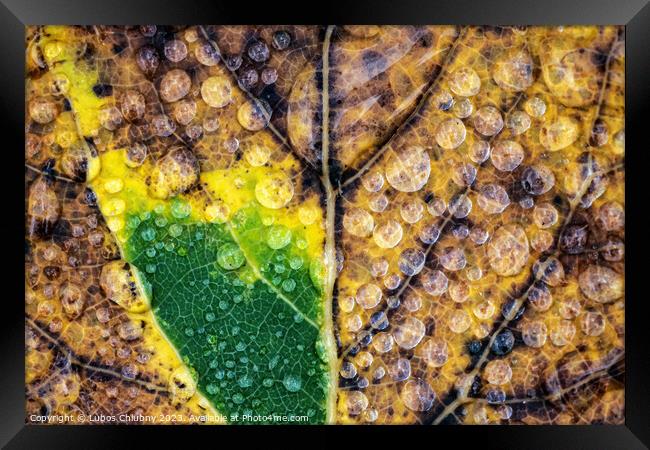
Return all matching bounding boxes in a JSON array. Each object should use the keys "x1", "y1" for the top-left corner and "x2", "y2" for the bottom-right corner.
[
  {"x1": 373, "y1": 220, "x2": 403, "y2": 248},
  {"x1": 201, "y1": 76, "x2": 232, "y2": 108},
  {"x1": 385, "y1": 147, "x2": 431, "y2": 192},
  {"x1": 255, "y1": 173, "x2": 294, "y2": 209}
]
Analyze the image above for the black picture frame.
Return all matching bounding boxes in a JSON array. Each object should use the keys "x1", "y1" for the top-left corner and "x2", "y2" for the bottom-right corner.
[{"x1": 3, "y1": 0, "x2": 648, "y2": 448}]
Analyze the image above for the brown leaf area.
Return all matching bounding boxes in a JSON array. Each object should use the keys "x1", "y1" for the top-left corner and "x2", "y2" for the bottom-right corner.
[
  {"x1": 334, "y1": 25, "x2": 624, "y2": 424},
  {"x1": 25, "y1": 25, "x2": 624, "y2": 425}
]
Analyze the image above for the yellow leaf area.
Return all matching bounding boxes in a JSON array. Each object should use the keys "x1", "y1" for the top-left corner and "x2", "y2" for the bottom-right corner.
[{"x1": 26, "y1": 25, "x2": 624, "y2": 425}]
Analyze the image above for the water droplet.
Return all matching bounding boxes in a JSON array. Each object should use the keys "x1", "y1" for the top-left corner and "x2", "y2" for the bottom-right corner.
[
  {"x1": 282, "y1": 374, "x2": 302, "y2": 392},
  {"x1": 400, "y1": 200, "x2": 424, "y2": 224},
  {"x1": 160, "y1": 69, "x2": 191, "y2": 103},
  {"x1": 507, "y1": 111, "x2": 531, "y2": 135},
  {"x1": 141, "y1": 227, "x2": 156, "y2": 242},
  {"x1": 170, "y1": 198, "x2": 191, "y2": 219},
  {"x1": 104, "y1": 178, "x2": 124, "y2": 194},
  {"x1": 521, "y1": 165, "x2": 555, "y2": 195},
  {"x1": 448, "y1": 310, "x2": 471, "y2": 333},
  {"x1": 266, "y1": 225, "x2": 292, "y2": 249},
  {"x1": 343, "y1": 208, "x2": 374, "y2": 237},
  {"x1": 372, "y1": 332, "x2": 393, "y2": 353},
  {"x1": 195, "y1": 41, "x2": 220, "y2": 66},
  {"x1": 492, "y1": 48, "x2": 533, "y2": 92},
  {"x1": 393, "y1": 317, "x2": 425, "y2": 349},
  {"x1": 361, "y1": 171, "x2": 384, "y2": 192},
  {"x1": 401, "y1": 378, "x2": 435, "y2": 412},
  {"x1": 522, "y1": 320, "x2": 547, "y2": 348},
  {"x1": 540, "y1": 116, "x2": 579, "y2": 151},
  {"x1": 356, "y1": 283, "x2": 382, "y2": 309},
  {"x1": 201, "y1": 76, "x2": 232, "y2": 108},
  {"x1": 168, "y1": 223, "x2": 183, "y2": 238},
  {"x1": 238, "y1": 374, "x2": 253, "y2": 388},
  {"x1": 439, "y1": 247, "x2": 466, "y2": 271},
  {"x1": 477, "y1": 184, "x2": 510, "y2": 214},
  {"x1": 282, "y1": 279, "x2": 296, "y2": 292},
  {"x1": 346, "y1": 391, "x2": 369, "y2": 416},
  {"x1": 578, "y1": 265, "x2": 623, "y2": 303},
  {"x1": 448, "y1": 193, "x2": 472, "y2": 218},
  {"x1": 451, "y1": 162, "x2": 477, "y2": 187},
  {"x1": 484, "y1": 359, "x2": 512, "y2": 385},
  {"x1": 237, "y1": 100, "x2": 271, "y2": 131},
  {"x1": 473, "y1": 105, "x2": 504, "y2": 136},
  {"x1": 449, "y1": 280, "x2": 470, "y2": 303},
  {"x1": 449, "y1": 67, "x2": 481, "y2": 97},
  {"x1": 422, "y1": 338, "x2": 448, "y2": 367},
  {"x1": 164, "y1": 39, "x2": 187, "y2": 62},
  {"x1": 422, "y1": 269, "x2": 448, "y2": 296},
  {"x1": 469, "y1": 140, "x2": 490, "y2": 163},
  {"x1": 453, "y1": 98, "x2": 474, "y2": 118},
  {"x1": 340, "y1": 361, "x2": 357, "y2": 379},
  {"x1": 419, "y1": 222, "x2": 441, "y2": 244},
  {"x1": 435, "y1": 118, "x2": 467, "y2": 150},
  {"x1": 388, "y1": 358, "x2": 411, "y2": 381},
  {"x1": 255, "y1": 172, "x2": 294, "y2": 209},
  {"x1": 217, "y1": 243, "x2": 245, "y2": 270},
  {"x1": 524, "y1": 96, "x2": 546, "y2": 117},
  {"x1": 427, "y1": 197, "x2": 446, "y2": 216},
  {"x1": 533, "y1": 203, "x2": 558, "y2": 229},
  {"x1": 373, "y1": 220, "x2": 403, "y2": 248},
  {"x1": 272, "y1": 30, "x2": 292, "y2": 50},
  {"x1": 242, "y1": 145, "x2": 271, "y2": 168},
  {"x1": 385, "y1": 147, "x2": 431, "y2": 192},
  {"x1": 101, "y1": 197, "x2": 125, "y2": 218},
  {"x1": 550, "y1": 320, "x2": 576, "y2": 346},
  {"x1": 487, "y1": 224, "x2": 530, "y2": 276},
  {"x1": 491, "y1": 140, "x2": 524, "y2": 172},
  {"x1": 368, "y1": 194, "x2": 388, "y2": 212},
  {"x1": 398, "y1": 248, "x2": 425, "y2": 276}
]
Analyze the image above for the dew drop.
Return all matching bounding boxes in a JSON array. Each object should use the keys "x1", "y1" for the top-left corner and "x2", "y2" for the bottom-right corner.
[
  {"x1": 356, "y1": 283, "x2": 382, "y2": 309},
  {"x1": 237, "y1": 100, "x2": 271, "y2": 131},
  {"x1": 401, "y1": 378, "x2": 435, "y2": 412},
  {"x1": 255, "y1": 173, "x2": 294, "y2": 209},
  {"x1": 435, "y1": 118, "x2": 467, "y2": 150},
  {"x1": 477, "y1": 184, "x2": 510, "y2": 214},
  {"x1": 217, "y1": 243, "x2": 245, "y2": 270},
  {"x1": 487, "y1": 224, "x2": 530, "y2": 276},
  {"x1": 201, "y1": 76, "x2": 233, "y2": 108},
  {"x1": 346, "y1": 391, "x2": 369, "y2": 416},
  {"x1": 393, "y1": 317, "x2": 425, "y2": 349},
  {"x1": 244, "y1": 144, "x2": 271, "y2": 167},
  {"x1": 343, "y1": 208, "x2": 374, "y2": 237},
  {"x1": 266, "y1": 225, "x2": 292, "y2": 249},
  {"x1": 373, "y1": 220, "x2": 403, "y2": 249},
  {"x1": 448, "y1": 309, "x2": 471, "y2": 333},
  {"x1": 398, "y1": 248, "x2": 426, "y2": 276},
  {"x1": 385, "y1": 147, "x2": 431, "y2": 192},
  {"x1": 473, "y1": 105, "x2": 504, "y2": 136},
  {"x1": 491, "y1": 140, "x2": 524, "y2": 172},
  {"x1": 422, "y1": 270, "x2": 448, "y2": 296},
  {"x1": 449, "y1": 67, "x2": 481, "y2": 97},
  {"x1": 388, "y1": 358, "x2": 411, "y2": 381}
]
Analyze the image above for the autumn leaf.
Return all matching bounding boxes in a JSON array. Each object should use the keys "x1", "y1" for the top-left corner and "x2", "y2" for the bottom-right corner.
[{"x1": 25, "y1": 25, "x2": 624, "y2": 425}]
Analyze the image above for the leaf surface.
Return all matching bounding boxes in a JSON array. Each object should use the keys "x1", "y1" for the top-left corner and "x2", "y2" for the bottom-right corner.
[{"x1": 25, "y1": 25, "x2": 624, "y2": 425}]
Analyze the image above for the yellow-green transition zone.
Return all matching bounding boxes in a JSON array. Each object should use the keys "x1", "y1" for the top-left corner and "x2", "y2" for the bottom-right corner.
[{"x1": 92, "y1": 151, "x2": 330, "y2": 423}]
